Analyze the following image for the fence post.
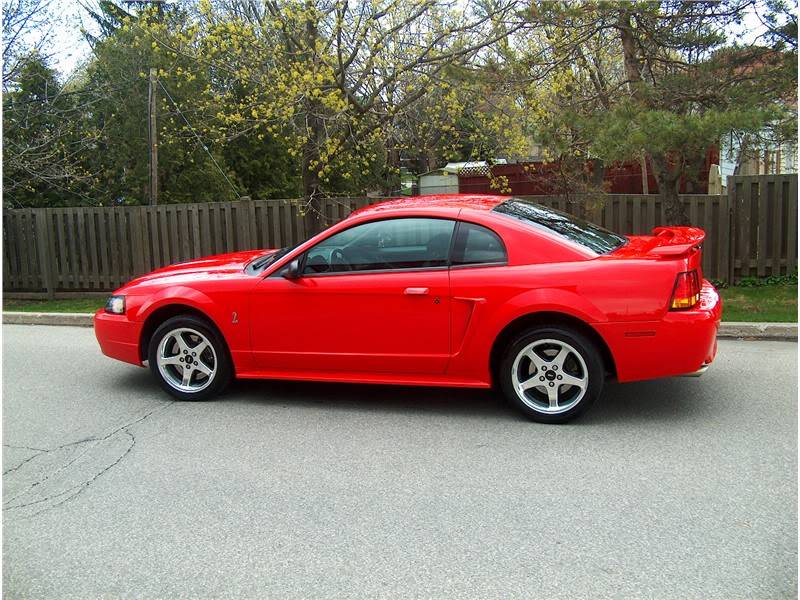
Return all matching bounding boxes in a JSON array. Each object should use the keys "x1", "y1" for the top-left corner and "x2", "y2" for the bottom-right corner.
[
  {"x1": 788, "y1": 175, "x2": 798, "y2": 276},
  {"x1": 724, "y1": 177, "x2": 735, "y2": 284},
  {"x1": 34, "y1": 210, "x2": 56, "y2": 299}
]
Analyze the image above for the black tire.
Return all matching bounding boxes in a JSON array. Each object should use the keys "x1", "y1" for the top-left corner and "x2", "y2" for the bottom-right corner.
[
  {"x1": 499, "y1": 326, "x2": 604, "y2": 423},
  {"x1": 147, "y1": 315, "x2": 232, "y2": 401}
]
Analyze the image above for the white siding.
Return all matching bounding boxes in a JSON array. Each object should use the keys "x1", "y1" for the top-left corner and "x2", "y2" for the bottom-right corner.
[{"x1": 419, "y1": 173, "x2": 459, "y2": 195}]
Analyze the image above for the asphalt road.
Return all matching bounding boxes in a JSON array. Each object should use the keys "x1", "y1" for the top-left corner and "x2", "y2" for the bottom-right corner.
[{"x1": 2, "y1": 325, "x2": 797, "y2": 599}]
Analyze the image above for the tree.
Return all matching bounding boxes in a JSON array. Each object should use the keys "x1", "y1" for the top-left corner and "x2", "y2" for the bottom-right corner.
[
  {"x1": 2, "y1": 52, "x2": 105, "y2": 207},
  {"x1": 523, "y1": 1, "x2": 796, "y2": 224},
  {"x1": 723, "y1": 0, "x2": 798, "y2": 171},
  {"x1": 79, "y1": 3, "x2": 232, "y2": 204},
  {"x1": 1, "y1": 0, "x2": 103, "y2": 207},
  {"x1": 3, "y1": 1, "x2": 305, "y2": 207},
  {"x1": 515, "y1": 4, "x2": 623, "y2": 200},
  {"x1": 2, "y1": 0, "x2": 54, "y2": 90},
  {"x1": 132, "y1": 0, "x2": 527, "y2": 231},
  {"x1": 392, "y1": 62, "x2": 530, "y2": 182},
  {"x1": 74, "y1": 1, "x2": 301, "y2": 204}
]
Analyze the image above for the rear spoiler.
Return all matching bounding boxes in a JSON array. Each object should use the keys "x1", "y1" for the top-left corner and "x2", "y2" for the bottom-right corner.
[{"x1": 646, "y1": 227, "x2": 705, "y2": 257}]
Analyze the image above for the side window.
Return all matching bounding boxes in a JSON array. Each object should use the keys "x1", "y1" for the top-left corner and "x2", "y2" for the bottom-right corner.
[
  {"x1": 452, "y1": 222, "x2": 507, "y2": 266},
  {"x1": 303, "y1": 218, "x2": 455, "y2": 274}
]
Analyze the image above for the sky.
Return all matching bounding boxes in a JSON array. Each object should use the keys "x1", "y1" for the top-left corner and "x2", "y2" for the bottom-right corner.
[{"x1": 45, "y1": 0, "x2": 103, "y2": 78}]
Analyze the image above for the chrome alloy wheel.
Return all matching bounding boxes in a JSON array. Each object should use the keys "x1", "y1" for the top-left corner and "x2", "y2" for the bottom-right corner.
[
  {"x1": 156, "y1": 327, "x2": 217, "y2": 393},
  {"x1": 510, "y1": 338, "x2": 589, "y2": 415}
]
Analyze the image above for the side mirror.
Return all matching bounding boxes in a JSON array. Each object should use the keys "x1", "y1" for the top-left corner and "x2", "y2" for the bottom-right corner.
[{"x1": 283, "y1": 258, "x2": 302, "y2": 280}]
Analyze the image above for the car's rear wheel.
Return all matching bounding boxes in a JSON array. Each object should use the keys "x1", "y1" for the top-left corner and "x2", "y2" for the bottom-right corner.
[
  {"x1": 499, "y1": 326, "x2": 603, "y2": 423},
  {"x1": 148, "y1": 315, "x2": 232, "y2": 401}
]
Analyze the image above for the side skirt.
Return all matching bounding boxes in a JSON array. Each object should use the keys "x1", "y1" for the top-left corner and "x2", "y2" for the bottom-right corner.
[{"x1": 234, "y1": 370, "x2": 492, "y2": 389}]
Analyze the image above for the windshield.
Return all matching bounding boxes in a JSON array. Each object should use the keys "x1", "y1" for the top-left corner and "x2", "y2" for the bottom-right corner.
[{"x1": 493, "y1": 198, "x2": 626, "y2": 254}]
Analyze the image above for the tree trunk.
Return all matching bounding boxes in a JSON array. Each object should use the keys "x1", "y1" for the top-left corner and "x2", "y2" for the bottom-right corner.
[
  {"x1": 425, "y1": 151, "x2": 438, "y2": 172},
  {"x1": 301, "y1": 146, "x2": 323, "y2": 237},
  {"x1": 590, "y1": 158, "x2": 605, "y2": 189},
  {"x1": 617, "y1": 9, "x2": 643, "y2": 93},
  {"x1": 301, "y1": 93, "x2": 326, "y2": 236},
  {"x1": 383, "y1": 145, "x2": 400, "y2": 196},
  {"x1": 651, "y1": 153, "x2": 690, "y2": 225},
  {"x1": 300, "y1": 4, "x2": 324, "y2": 238},
  {"x1": 659, "y1": 178, "x2": 689, "y2": 226},
  {"x1": 683, "y1": 149, "x2": 707, "y2": 194}
]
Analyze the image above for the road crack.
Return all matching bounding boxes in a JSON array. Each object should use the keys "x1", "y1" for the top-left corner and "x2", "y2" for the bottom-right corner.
[
  {"x1": 4, "y1": 444, "x2": 50, "y2": 453},
  {"x1": 3, "y1": 448, "x2": 47, "y2": 475},
  {"x1": 3, "y1": 401, "x2": 175, "y2": 519}
]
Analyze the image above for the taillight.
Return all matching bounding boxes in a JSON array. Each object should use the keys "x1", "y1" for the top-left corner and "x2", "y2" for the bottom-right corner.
[{"x1": 670, "y1": 270, "x2": 700, "y2": 310}]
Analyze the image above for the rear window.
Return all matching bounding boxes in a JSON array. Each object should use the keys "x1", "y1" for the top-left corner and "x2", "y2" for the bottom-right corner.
[
  {"x1": 452, "y1": 222, "x2": 507, "y2": 266},
  {"x1": 493, "y1": 198, "x2": 626, "y2": 254}
]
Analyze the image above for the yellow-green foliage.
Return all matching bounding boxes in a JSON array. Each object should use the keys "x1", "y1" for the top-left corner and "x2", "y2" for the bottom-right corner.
[{"x1": 128, "y1": 1, "x2": 528, "y2": 203}]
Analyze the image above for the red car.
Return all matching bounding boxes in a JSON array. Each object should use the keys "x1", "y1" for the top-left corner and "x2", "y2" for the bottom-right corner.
[{"x1": 95, "y1": 195, "x2": 721, "y2": 423}]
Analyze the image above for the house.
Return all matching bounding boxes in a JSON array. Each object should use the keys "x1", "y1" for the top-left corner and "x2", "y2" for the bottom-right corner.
[
  {"x1": 418, "y1": 160, "x2": 507, "y2": 195},
  {"x1": 456, "y1": 150, "x2": 719, "y2": 196},
  {"x1": 418, "y1": 167, "x2": 459, "y2": 195},
  {"x1": 719, "y1": 133, "x2": 798, "y2": 180},
  {"x1": 715, "y1": 47, "x2": 798, "y2": 183}
]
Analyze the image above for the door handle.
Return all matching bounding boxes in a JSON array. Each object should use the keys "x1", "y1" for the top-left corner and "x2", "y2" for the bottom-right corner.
[{"x1": 404, "y1": 287, "x2": 429, "y2": 296}]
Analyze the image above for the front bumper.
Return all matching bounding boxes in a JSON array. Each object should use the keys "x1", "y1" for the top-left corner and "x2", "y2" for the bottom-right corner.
[
  {"x1": 94, "y1": 309, "x2": 144, "y2": 366},
  {"x1": 594, "y1": 280, "x2": 722, "y2": 383}
]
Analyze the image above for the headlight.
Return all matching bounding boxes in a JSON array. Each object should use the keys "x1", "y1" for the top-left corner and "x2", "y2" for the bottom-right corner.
[{"x1": 105, "y1": 295, "x2": 126, "y2": 314}]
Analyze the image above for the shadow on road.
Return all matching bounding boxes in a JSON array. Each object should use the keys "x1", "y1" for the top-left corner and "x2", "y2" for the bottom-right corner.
[
  {"x1": 113, "y1": 367, "x2": 716, "y2": 425},
  {"x1": 229, "y1": 377, "x2": 519, "y2": 421}
]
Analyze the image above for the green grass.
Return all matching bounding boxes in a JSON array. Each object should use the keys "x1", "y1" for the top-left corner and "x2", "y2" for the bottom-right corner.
[
  {"x1": 720, "y1": 285, "x2": 797, "y2": 323},
  {"x1": 3, "y1": 297, "x2": 106, "y2": 313},
  {"x1": 3, "y1": 285, "x2": 797, "y2": 323}
]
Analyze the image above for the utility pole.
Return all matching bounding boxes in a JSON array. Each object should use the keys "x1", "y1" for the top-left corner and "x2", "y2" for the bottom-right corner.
[{"x1": 148, "y1": 67, "x2": 158, "y2": 205}]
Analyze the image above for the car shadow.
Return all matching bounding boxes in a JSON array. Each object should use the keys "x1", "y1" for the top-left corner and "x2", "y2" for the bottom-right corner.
[
  {"x1": 227, "y1": 378, "x2": 519, "y2": 422},
  {"x1": 113, "y1": 369, "x2": 715, "y2": 425},
  {"x1": 226, "y1": 374, "x2": 717, "y2": 425}
]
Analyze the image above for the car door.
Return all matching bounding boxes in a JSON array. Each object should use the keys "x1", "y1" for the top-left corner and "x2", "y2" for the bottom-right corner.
[{"x1": 249, "y1": 217, "x2": 455, "y2": 375}]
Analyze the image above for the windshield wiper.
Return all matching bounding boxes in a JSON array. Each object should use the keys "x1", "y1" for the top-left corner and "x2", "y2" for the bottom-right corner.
[{"x1": 250, "y1": 247, "x2": 288, "y2": 272}]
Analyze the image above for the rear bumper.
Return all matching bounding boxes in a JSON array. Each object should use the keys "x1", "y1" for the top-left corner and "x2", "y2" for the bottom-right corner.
[
  {"x1": 679, "y1": 362, "x2": 710, "y2": 377},
  {"x1": 94, "y1": 310, "x2": 143, "y2": 366},
  {"x1": 595, "y1": 280, "x2": 722, "y2": 383}
]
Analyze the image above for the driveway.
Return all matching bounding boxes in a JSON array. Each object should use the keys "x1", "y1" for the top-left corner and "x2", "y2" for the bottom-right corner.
[{"x1": 3, "y1": 325, "x2": 797, "y2": 599}]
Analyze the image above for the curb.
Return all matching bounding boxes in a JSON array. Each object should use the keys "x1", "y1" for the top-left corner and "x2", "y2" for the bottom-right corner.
[
  {"x1": 3, "y1": 312, "x2": 797, "y2": 340},
  {"x1": 717, "y1": 321, "x2": 797, "y2": 341},
  {"x1": 3, "y1": 312, "x2": 94, "y2": 327}
]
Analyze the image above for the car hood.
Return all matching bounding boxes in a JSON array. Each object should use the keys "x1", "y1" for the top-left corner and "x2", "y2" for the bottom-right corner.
[{"x1": 125, "y1": 249, "x2": 277, "y2": 287}]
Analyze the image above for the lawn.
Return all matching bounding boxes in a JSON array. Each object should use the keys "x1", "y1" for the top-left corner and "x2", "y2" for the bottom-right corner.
[
  {"x1": 3, "y1": 285, "x2": 797, "y2": 323},
  {"x1": 719, "y1": 284, "x2": 797, "y2": 323},
  {"x1": 3, "y1": 297, "x2": 105, "y2": 313}
]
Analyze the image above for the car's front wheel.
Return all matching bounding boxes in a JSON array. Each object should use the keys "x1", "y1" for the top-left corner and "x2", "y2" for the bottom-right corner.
[
  {"x1": 499, "y1": 326, "x2": 604, "y2": 423},
  {"x1": 148, "y1": 315, "x2": 232, "y2": 401}
]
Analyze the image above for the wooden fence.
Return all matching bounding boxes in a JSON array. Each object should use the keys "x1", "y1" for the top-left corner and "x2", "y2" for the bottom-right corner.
[
  {"x1": 532, "y1": 193, "x2": 735, "y2": 284},
  {"x1": 728, "y1": 174, "x2": 798, "y2": 281},
  {"x1": 3, "y1": 197, "x2": 374, "y2": 297},
  {"x1": 3, "y1": 174, "x2": 797, "y2": 297}
]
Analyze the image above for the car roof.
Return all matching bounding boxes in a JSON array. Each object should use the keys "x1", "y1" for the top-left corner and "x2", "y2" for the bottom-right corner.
[{"x1": 349, "y1": 194, "x2": 507, "y2": 218}]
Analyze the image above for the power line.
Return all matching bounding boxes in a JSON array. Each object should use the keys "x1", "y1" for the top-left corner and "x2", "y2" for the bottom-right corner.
[{"x1": 156, "y1": 79, "x2": 240, "y2": 200}]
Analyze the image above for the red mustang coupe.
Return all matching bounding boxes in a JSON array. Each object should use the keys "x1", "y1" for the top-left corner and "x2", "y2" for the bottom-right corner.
[{"x1": 95, "y1": 195, "x2": 721, "y2": 423}]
